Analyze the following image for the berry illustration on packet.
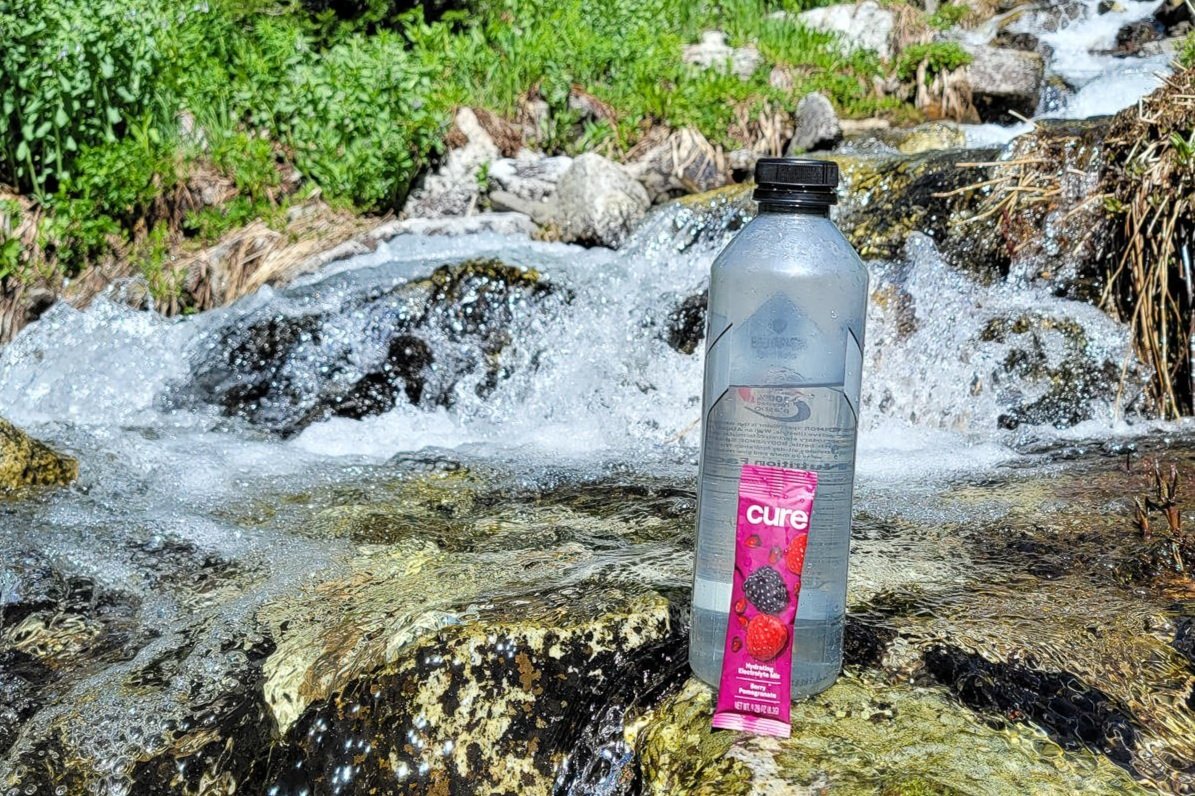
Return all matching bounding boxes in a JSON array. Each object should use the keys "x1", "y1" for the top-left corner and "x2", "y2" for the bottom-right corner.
[{"x1": 711, "y1": 464, "x2": 818, "y2": 737}]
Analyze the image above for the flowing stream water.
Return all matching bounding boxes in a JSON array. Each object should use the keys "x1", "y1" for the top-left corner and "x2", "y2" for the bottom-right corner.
[{"x1": 2, "y1": 5, "x2": 1194, "y2": 794}]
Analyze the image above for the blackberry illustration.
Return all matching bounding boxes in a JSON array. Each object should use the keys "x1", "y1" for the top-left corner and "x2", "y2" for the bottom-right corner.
[{"x1": 742, "y1": 566, "x2": 789, "y2": 614}]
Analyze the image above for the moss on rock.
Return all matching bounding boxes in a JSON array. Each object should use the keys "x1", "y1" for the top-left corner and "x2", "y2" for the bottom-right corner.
[
  {"x1": 634, "y1": 675, "x2": 1148, "y2": 794},
  {"x1": 263, "y1": 587, "x2": 679, "y2": 795},
  {"x1": 0, "y1": 418, "x2": 77, "y2": 492}
]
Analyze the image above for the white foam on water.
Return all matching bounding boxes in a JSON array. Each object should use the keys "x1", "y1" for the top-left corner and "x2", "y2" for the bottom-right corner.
[
  {"x1": 0, "y1": 298, "x2": 194, "y2": 428},
  {"x1": 963, "y1": 0, "x2": 1171, "y2": 146}
]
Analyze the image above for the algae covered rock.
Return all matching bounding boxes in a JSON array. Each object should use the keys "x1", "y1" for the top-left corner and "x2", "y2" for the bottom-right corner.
[
  {"x1": 830, "y1": 149, "x2": 1005, "y2": 276},
  {"x1": 264, "y1": 586, "x2": 682, "y2": 795},
  {"x1": 0, "y1": 418, "x2": 77, "y2": 492},
  {"x1": 634, "y1": 676, "x2": 1148, "y2": 795}
]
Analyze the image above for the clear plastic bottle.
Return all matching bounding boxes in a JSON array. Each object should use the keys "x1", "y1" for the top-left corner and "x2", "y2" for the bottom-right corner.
[{"x1": 689, "y1": 158, "x2": 868, "y2": 699}]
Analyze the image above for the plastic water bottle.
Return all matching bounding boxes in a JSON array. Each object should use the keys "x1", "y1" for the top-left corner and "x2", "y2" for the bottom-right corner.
[{"x1": 689, "y1": 158, "x2": 869, "y2": 699}]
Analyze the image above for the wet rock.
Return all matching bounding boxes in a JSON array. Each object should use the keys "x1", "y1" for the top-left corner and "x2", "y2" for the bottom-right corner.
[
  {"x1": 187, "y1": 259, "x2": 562, "y2": 435},
  {"x1": 796, "y1": 1, "x2": 897, "y2": 60},
  {"x1": 1175, "y1": 618, "x2": 1195, "y2": 668},
  {"x1": 981, "y1": 311, "x2": 1124, "y2": 429},
  {"x1": 264, "y1": 587, "x2": 680, "y2": 795},
  {"x1": 786, "y1": 92, "x2": 842, "y2": 154},
  {"x1": 0, "y1": 418, "x2": 78, "y2": 492},
  {"x1": 1018, "y1": 0, "x2": 1088, "y2": 31},
  {"x1": 628, "y1": 128, "x2": 729, "y2": 204},
  {"x1": 664, "y1": 291, "x2": 708, "y2": 355},
  {"x1": 830, "y1": 149, "x2": 1006, "y2": 273},
  {"x1": 404, "y1": 108, "x2": 500, "y2": 218},
  {"x1": 127, "y1": 635, "x2": 278, "y2": 795},
  {"x1": 991, "y1": 29, "x2": 1044, "y2": 52},
  {"x1": 0, "y1": 552, "x2": 146, "y2": 763},
  {"x1": 633, "y1": 675, "x2": 1145, "y2": 794},
  {"x1": 962, "y1": 44, "x2": 1045, "y2": 122},
  {"x1": 1114, "y1": 18, "x2": 1165, "y2": 54},
  {"x1": 682, "y1": 30, "x2": 762, "y2": 79},
  {"x1": 1155, "y1": 0, "x2": 1194, "y2": 34},
  {"x1": 983, "y1": 118, "x2": 1113, "y2": 300},
  {"x1": 0, "y1": 651, "x2": 51, "y2": 756},
  {"x1": 923, "y1": 645, "x2": 1138, "y2": 767},
  {"x1": 843, "y1": 612, "x2": 899, "y2": 669},
  {"x1": 555, "y1": 153, "x2": 652, "y2": 248},
  {"x1": 488, "y1": 153, "x2": 573, "y2": 203},
  {"x1": 875, "y1": 121, "x2": 968, "y2": 154},
  {"x1": 623, "y1": 183, "x2": 753, "y2": 255}
]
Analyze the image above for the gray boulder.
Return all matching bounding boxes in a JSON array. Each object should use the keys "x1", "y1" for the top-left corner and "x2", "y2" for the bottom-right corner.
[
  {"x1": 403, "y1": 108, "x2": 499, "y2": 218},
  {"x1": 627, "y1": 128, "x2": 728, "y2": 203},
  {"x1": 795, "y1": 1, "x2": 896, "y2": 60},
  {"x1": 554, "y1": 154, "x2": 651, "y2": 248},
  {"x1": 786, "y1": 92, "x2": 842, "y2": 153},
  {"x1": 682, "y1": 30, "x2": 762, "y2": 79},
  {"x1": 962, "y1": 45, "x2": 1045, "y2": 121},
  {"x1": 488, "y1": 153, "x2": 573, "y2": 203}
]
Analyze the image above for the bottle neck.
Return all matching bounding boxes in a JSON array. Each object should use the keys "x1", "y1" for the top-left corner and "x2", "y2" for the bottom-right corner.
[{"x1": 757, "y1": 201, "x2": 831, "y2": 217}]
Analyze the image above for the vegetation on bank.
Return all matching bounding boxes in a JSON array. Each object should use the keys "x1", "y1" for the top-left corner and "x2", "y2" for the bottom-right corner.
[{"x1": 0, "y1": 0, "x2": 927, "y2": 294}]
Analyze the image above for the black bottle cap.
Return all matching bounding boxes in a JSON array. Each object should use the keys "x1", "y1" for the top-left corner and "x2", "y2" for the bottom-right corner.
[{"x1": 753, "y1": 157, "x2": 838, "y2": 208}]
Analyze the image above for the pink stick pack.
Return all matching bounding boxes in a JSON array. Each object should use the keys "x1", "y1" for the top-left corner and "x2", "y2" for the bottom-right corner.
[{"x1": 711, "y1": 464, "x2": 818, "y2": 737}]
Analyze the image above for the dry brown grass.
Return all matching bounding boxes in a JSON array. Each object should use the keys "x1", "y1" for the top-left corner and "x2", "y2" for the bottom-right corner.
[{"x1": 1100, "y1": 66, "x2": 1195, "y2": 418}]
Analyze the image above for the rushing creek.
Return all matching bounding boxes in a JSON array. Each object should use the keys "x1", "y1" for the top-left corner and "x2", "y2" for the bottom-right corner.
[{"x1": 3, "y1": 3, "x2": 1195, "y2": 794}]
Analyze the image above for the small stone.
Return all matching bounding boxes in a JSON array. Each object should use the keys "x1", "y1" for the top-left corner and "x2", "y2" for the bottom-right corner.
[
  {"x1": 727, "y1": 148, "x2": 761, "y2": 177},
  {"x1": 1155, "y1": 0, "x2": 1193, "y2": 33},
  {"x1": 488, "y1": 153, "x2": 572, "y2": 204},
  {"x1": 962, "y1": 44, "x2": 1045, "y2": 122},
  {"x1": 0, "y1": 418, "x2": 78, "y2": 493},
  {"x1": 787, "y1": 92, "x2": 842, "y2": 154},
  {"x1": 554, "y1": 153, "x2": 651, "y2": 248},
  {"x1": 1115, "y1": 19, "x2": 1164, "y2": 54},
  {"x1": 894, "y1": 121, "x2": 967, "y2": 154},
  {"x1": 404, "y1": 108, "x2": 501, "y2": 218},
  {"x1": 682, "y1": 30, "x2": 762, "y2": 79}
]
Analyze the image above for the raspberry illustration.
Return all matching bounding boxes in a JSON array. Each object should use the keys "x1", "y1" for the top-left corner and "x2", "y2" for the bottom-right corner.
[
  {"x1": 731, "y1": 637, "x2": 742, "y2": 652},
  {"x1": 785, "y1": 536, "x2": 809, "y2": 575},
  {"x1": 742, "y1": 566, "x2": 789, "y2": 614},
  {"x1": 733, "y1": 597, "x2": 746, "y2": 615},
  {"x1": 746, "y1": 614, "x2": 789, "y2": 661}
]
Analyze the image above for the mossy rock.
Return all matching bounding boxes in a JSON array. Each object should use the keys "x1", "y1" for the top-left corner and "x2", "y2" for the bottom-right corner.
[
  {"x1": 633, "y1": 675, "x2": 1148, "y2": 794},
  {"x1": 0, "y1": 418, "x2": 77, "y2": 493},
  {"x1": 261, "y1": 585, "x2": 681, "y2": 795},
  {"x1": 829, "y1": 149, "x2": 1006, "y2": 278}
]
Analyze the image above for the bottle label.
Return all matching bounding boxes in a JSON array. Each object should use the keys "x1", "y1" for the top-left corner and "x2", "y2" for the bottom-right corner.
[{"x1": 711, "y1": 464, "x2": 817, "y2": 737}]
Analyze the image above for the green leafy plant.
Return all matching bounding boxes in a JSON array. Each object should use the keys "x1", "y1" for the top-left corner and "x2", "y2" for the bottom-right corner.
[
  {"x1": 895, "y1": 41, "x2": 973, "y2": 81},
  {"x1": 0, "y1": 198, "x2": 22, "y2": 280},
  {"x1": 0, "y1": 0, "x2": 180, "y2": 199},
  {"x1": 928, "y1": 3, "x2": 969, "y2": 30},
  {"x1": 1180, "y1": 29, "x2": 1195, "y2": 68}
]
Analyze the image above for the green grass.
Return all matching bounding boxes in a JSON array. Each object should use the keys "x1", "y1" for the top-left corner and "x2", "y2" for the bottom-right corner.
[
  {"x1": 1180, "y1": 30, "x2": 1195, "y2": 68},
  {"x1": 2, "y1": 0, "x2": 917, "y2": 292},
  {"x1": 894, "y1": 41, "x2": 972, "y2": 81}
]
